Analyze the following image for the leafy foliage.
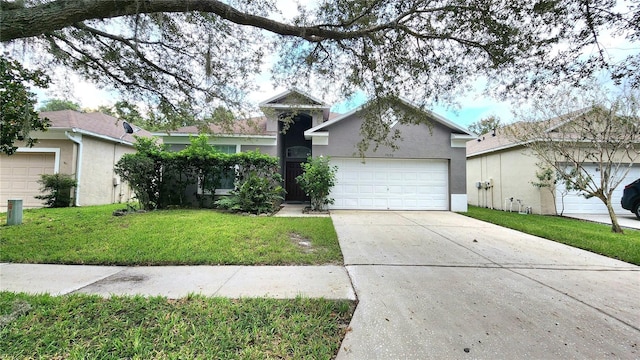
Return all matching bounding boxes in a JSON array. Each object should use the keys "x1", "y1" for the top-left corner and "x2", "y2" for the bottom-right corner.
[
  {"x1": 1, "y1": 0, "x2": 637, "y2": 137},
  {"x1": 0, "y1": 55, "x2": 50, "y2": 155},
  {"x1": 34, "y1": 173, "x2": 77, "y2": 208},
  {"x1": 38, "y1": 98, "x2": 80, "y2": 112},
  {"x1": 296, "y1": 156, "x2": 338, "y2": 212},
  {"x1": 215, "y1": 172, "x2": 284, "y2": 215},
  {"x1": 468, "y1": 116, "x2": 502, "y2": 136},
  {"x1": 115, "y1": 135, "x2": 282, "y2": 211},
  {"x1": 507, "y1": 86, "x2": 640, "y2": 233}
]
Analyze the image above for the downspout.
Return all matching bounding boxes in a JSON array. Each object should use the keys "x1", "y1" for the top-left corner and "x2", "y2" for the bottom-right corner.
[{"x1": 65, "y1": 130, "x2": 83, "y2": 206}]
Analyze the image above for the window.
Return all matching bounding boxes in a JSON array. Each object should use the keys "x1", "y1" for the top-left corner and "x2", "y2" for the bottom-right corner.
[
  {"x1": 198, "y1": 144, "x2": 238, "y2": 195},
  {"x1": 286, "y1": 146, "x2": 311, "y2": 159}
]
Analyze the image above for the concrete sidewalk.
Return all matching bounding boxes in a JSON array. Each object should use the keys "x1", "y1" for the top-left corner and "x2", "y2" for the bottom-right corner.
[{"x1": 0, "y1": 263, "x2": 355, "y2": 300}]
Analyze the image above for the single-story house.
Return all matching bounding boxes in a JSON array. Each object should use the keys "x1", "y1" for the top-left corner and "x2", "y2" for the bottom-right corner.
[
  {"x1": 157, "y1": 89, "x2": 475, "y2": 211},
  {"x1": 466, "y1": 114, "x2": 640, "y2": 215},
  {"x1": 0, "y1": 110, "x2": 152, "y2": 211}
]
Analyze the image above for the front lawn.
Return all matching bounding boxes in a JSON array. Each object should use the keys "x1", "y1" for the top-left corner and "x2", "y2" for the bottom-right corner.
[
  {"x1": 0, "y1": 204, "x2": 342, "y2": 265},
  {"x1": 462, "y1": 206, "x2": 640, "y2": 265},
  {"x1": 0, "y1": 292, "x2": 354, "y2": 359}
]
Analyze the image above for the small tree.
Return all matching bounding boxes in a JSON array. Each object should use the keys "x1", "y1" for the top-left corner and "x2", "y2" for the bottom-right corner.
[
  {"x1": 35, "y1": 173, "x2": 77, "y2": 208},
  {"x1": 296, "y1": 156, "x2": 338, "y2": 212},
  {"x1": 508, "y1": 86, "x2": 640, "y2": 233}
]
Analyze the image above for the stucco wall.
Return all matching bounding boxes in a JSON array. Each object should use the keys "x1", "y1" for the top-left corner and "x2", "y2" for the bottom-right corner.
[
  {"x1": 467, "y1": 147, "x2": 552, "y2": 214},
  {"x1": 241, "y1": 144, "x2": 277, "y2": 156},
  {"x1": 80, "y1": 136, "x2": 136, "y2": 206},
  {"x1": 312, "y1": 113, "x2": 468, "y2": 195}
]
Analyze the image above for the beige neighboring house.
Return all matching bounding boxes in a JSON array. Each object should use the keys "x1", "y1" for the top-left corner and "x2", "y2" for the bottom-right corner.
[
  {"x1": 466, "y1": 118, "x2": 640, "y2": 215},
  {"x1": 0, "y1": 110, "x2": 153, "y2": 212}
]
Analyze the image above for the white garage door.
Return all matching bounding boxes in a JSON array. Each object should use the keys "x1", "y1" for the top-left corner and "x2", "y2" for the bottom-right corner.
[
  {"x1": 0, "y1": 152, "x2": 56, "y2": 211},
  {"x1": 556, "y1": 165, "x2": 640, "y2": 214},
  {"x1": 330, "y1": 158, "x2": 449, "y2": 210}
]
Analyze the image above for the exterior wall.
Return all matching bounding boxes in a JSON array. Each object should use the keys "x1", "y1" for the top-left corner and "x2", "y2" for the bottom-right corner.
[
  {"x1": 79, "y1": 136, "x2": 136, "y2": 206},
  {"x1": 312, "y1": 113, "x2": 468, "y2": 196},
  {"x1": 241, "y1": 145, "x2": 277, "y2": 156},
  {"x1": 467, "y1": 147, "x2": 551, "y2": 214}
]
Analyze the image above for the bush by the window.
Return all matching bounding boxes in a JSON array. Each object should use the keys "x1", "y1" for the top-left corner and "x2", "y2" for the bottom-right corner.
[
  {"x1": 296, "y1": 156, "x2": 337, "y2": 212},
  {"x1": 35, "y1": 173, "x2": 77, "y2": 208},
  {"x1": 115, "y1": 135, "x2": 281, "y2": 211},
  {"x1": 215, "y1": 172, "x2": 284, "y2": 215}
]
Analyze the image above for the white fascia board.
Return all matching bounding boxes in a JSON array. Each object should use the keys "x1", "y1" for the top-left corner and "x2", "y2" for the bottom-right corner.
[
  {"x1": 66, "y1": 128, "x2": 135, "y2": 146},
  {"x1": 306, "y1": 106, "x2": 364, "y2": 134},
  {"x1": 161, "y1": 134, "x2": 276, "y2": 146},
  {"x1": 15, "y1": 147, "x2": 61, "y2": 173},
  {"x1": 451, "y1": 134, "x2": 476, "y2": 148}
]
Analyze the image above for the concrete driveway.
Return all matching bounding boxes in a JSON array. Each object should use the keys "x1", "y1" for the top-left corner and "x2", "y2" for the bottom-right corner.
[
  {"x1": 564, "y1": 213, "x2": 640, "y2": 230},
  {"x1": 332, "y1": 211, "x2": 639, "y2": 359}
]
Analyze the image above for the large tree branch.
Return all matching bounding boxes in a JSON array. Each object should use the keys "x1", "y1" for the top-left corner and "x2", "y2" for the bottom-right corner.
[{"x1": 1, "y1": 0, "x2": 395, "y2": 42}]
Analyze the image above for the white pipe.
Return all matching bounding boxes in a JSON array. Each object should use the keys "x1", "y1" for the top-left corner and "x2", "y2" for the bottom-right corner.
[{"x1": 65, "y1": 130, "x2": 83, "y2": 206}]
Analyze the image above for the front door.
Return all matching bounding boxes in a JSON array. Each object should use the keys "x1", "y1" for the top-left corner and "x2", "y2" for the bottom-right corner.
[{"x1": 285, "y1": 161, "x2": 307, "y2": 202}]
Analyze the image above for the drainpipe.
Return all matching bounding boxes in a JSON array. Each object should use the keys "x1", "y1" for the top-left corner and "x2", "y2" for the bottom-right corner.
[{"x1": 65, "y1": 130, "x2": 83, "y2": 206}]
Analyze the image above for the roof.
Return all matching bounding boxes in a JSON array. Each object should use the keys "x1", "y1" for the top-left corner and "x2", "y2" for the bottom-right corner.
[
  {"x1": 305, "y1": 98, "x2": 474, "y2": 137},
  {"x1": 466, "y1": 108, "x2": 603, "y2": 157},
  {"x1": 160, "y1": 117, "x2": 276, "y2": 137},
  {"x1": 259, "y1": 88, "x2": 330, "y2": 108},
  {"x1": 40, "y1": 110, "x2": 153, "y2": 144}
]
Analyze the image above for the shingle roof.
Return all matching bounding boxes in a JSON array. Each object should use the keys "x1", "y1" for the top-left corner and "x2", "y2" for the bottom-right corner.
[
  {"x1": 169, "y1": 116, "x2": 275, "y2": 136},
  {"x1": 40, "y1": 110, "x2": 153, "y2": 143}
]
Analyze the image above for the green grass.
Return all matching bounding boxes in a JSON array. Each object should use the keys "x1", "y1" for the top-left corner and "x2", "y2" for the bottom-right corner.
[
  {"x1": 462, "y1": 206, "x2": 640, "y2": 265},
  {"x1": 0, "y1": 292, "x2": 355, "y2": 359},
  {"x1": 0, "y1": 204, "x2": 342, "y2": 265}
]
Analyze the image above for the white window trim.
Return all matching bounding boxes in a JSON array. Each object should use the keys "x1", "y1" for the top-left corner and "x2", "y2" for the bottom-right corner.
[{"x1": 196, "y1": 144, "x2": 239, "y2": 195}]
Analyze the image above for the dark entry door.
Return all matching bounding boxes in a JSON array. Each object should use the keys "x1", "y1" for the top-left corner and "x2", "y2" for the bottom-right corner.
[{"x1": 285, "y1": 161, "x2": 307, "y2": 202}]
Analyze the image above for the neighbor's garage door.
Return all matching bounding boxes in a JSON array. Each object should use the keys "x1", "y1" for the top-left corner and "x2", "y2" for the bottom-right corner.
[
  {"x1": 0, "y1": 152, "x2": 55, "y2": 211},
  {"x1": 330, "y1": 158, "x2": 449, "y2": 210},
  {"x1": 556, "y1": 164, "x2": 640, "y2": 214}
]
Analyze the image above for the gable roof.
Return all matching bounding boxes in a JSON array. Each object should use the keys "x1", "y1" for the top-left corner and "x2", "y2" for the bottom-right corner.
[
  {"x1": 40, "y1": 110, "x2": 153, "y2": 144},
  {"x1": 305, "y1": 98, "x2": 474, "y2": 137},
  {"x1": 259, "y1": 88, "x2": 330, "y2": 109},
  {"x1": 466, "y1": 107, "x2": 611, "y2": 157}
]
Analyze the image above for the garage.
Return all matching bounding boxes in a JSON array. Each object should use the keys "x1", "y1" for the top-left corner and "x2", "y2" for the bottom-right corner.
[
  {"x1": 0, "y1": 152, "x2": 57, "y2": 211},
  {"x1": 330, "y1": 158, "x2": 449, "y2": 210},
  {"x1": 556, "y1": 165, "x2": 640, "y2": 214}
]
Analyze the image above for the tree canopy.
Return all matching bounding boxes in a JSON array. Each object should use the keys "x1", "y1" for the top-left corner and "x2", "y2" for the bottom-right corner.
[
  {"x1": 468, "y1": 115, "x2": 502, "y2": 136},
  {"x1": 0, "y1": 55, "x2": 50, "y2": 155},
  {"x1": 1, "y1": 0, "x2": 638, "y2": 132},
  {"x1": 38, "y1": 98, "x2": 81, "y2": 112}
]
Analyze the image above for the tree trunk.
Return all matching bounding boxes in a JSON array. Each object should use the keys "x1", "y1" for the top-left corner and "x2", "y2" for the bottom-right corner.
[{"x1": 604, "y1": 198, "x2": 623, "y2": 234}]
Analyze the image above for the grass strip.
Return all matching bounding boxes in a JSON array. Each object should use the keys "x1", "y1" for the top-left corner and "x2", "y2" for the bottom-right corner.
[
  {"x1": 462, "y1": 206, "x2": 640, "y2": 265},
  {"x1": 0, "y1": 292, "x2": 354, "y2": 359},
  {"x1": 0, "y1": 205, "x2": 342, "y2": 266}
]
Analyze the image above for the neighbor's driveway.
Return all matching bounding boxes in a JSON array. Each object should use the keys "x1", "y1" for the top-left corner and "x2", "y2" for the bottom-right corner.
[{"x1": 332, "y1": 211, "x2": 639, "y2": 359}]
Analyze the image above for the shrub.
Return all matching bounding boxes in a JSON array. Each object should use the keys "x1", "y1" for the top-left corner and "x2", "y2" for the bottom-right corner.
[
  {"x1": 216, "y1": 172, "x2": 284, "y2": 214},
  {"x1": 296, "y1": 156, "x2": 338, "y2": 212},
  {"x1": 35, "y1": 173, "x2": 76, "y2": 208}
]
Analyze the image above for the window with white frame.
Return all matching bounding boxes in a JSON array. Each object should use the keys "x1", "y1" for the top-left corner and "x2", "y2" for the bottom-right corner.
[{"x1": 198, "y1": 145, "x2": 238, "y2": 195}]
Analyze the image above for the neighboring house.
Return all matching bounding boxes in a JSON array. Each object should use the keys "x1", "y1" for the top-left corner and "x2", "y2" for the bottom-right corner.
[
  {"x1": 157, "y1": 89, "x2": 475, "y2": 211},
  {"x1": 0, "y1": 110, "x2": 152, "y2": 211},
  {"x1": 466, "y1": 117, "x2": 640, "y2": 215}
]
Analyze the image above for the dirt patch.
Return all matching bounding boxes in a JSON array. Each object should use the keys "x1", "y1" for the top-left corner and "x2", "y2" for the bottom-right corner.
[
  {"x1": 101, "y1": 274, "x2": 147, "y2": 284},
  {"x1": 289, "y1": 232, "x2": 315, "y2": 253}
]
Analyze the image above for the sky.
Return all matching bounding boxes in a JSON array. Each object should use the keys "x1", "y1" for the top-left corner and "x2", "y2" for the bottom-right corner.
[{"x1": 32, "y1": 0, "x2": 637, "y2": 130}]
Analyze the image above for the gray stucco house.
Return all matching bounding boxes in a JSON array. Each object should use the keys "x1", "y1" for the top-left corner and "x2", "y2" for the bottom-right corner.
[{"x1": 157, "y1": 89, "x2": 475, "y2": 211}]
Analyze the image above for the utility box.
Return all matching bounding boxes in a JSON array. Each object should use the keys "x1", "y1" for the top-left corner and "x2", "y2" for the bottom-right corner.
[{"x1": 7, "y1": 199, "x2": 23, "y2": 226}]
